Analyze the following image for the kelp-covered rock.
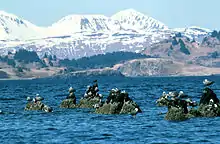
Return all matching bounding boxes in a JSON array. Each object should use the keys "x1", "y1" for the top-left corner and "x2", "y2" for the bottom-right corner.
[
  {"x1": 198, "y1": 103, "x2": 220, "y2": 117},
  {"x1": 25, "y1": 101, "x2": 52, "y2": 112},
  {"x1": 161, "y1": 79, "x2": 220, "y2": 121},
  {"x1": 60, "y1": 87, "x2": 77, "y2": 108},
  {"x1": 188, "y1": 108, "x2": 201, "y2": 118},
  {"x1": 156, "y1": 94, "x2": 170, "y2": 106},
  {"x1": 156, "y1": 91, "x2": 189, "y2": 107},
  {"x1": 196, "y1": 87, "x2": 220, "y2": 117},
  {"x1": 78, "y1": 97, "x2": 101, "y2": 108},
  {"x1": 60, "y1": 99, "x2": 77, "y2": 108},
  {"x1": 25, "y1": 101, "x2": 44, "y2": 110},
  {"x1": 164, "y1": 96, "x2": 197, "y2": 121},
  {"x1": 165, "y1": 106, "x2": 188, "y2": 121},
  {"x1": 95, "y1": 88, "x2": 141, "y2": 115},
  {"x1": 199, "y1": 87, "x2": 219, "y2": 105},
  {"x1": 78, "y1": 80, "x2": 103, "y2": 108},
  {"x1": 25, "y1": 95, "x2": 52, "y2": 112}
]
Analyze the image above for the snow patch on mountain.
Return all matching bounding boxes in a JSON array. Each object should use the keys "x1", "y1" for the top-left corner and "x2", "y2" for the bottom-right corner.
[
  {"x1": 48, "y1": 14, "x2": 122, "y2": 36},
  {"x1": 172, "y1": 26, "x2": 211, "y2": 41},
  {"x1": 0, "y1": 9, "x2": 213, "y2": 59}
]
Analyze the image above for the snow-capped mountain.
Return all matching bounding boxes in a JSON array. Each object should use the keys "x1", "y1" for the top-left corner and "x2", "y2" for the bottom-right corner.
[
  {"x1": 111, "y1": 9, "x2": 168, "y2": 31},
  {"x1": 48, "y1": 15, "x2": 122, "y2": 36},
  {"x1": 0, "y1": 11, "x2": 46, "y2": 40},
  {"x1": 172, "y1": 26, "x2": 211, "y2": 41},
  {"x1": 0, "y1": 9, "x2": 212, "y2": 59}
]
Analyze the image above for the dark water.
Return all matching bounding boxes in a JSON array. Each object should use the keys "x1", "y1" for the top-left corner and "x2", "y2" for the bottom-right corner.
[{"x1": 1, "y1": 76, "x2": 220, "y2": 144}]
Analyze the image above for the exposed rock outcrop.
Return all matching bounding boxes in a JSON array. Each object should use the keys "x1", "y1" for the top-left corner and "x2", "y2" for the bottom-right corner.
[
  {"x1": 78, "y1": 81, "x2": 103, "y2": 108},
  {"x1": 25, "y1": 96, "x2": 53, "y2": 113},
  {"x1": 95, "y1": 88, "x2": 141, "y2": 115},
  {"x1": 60, "y1": 87, "x2": 77, "y2": 108},
  {"x1": 165, "y1": 106, "x2": 188, "y2": 121},
  {"x1": 54, "y1": 68, "x2": 124, "y2": 79},
  {"x1": 60, "y1": 99, "x2": 77, "y2": 108},
  {"x1": 197, "y1": 87, "x2": 220, "y2": 117},
  {"x1": 162, "y1": 79, "x2": 220, "y2": 121},
  {"x1": 78, "y1": 97, "x2": 101, "y2": 108},
  {"x1": 118, "y1": 58, "x2": 220, "y2": 77},
  {"x1": 199, "y1": 87, "x2": 219, "y2": 105},
  {"x1": 60, "y1": 81, "x2": 103, "y2": 109}
]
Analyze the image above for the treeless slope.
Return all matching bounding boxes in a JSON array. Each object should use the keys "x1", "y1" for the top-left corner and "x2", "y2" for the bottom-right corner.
[{"x1": 117, "y1": 58, "x2": 220, "y2": 77}]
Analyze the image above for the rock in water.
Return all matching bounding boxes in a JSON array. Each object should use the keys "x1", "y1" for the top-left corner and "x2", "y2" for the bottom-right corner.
[
  {"x1": 197, "y1": 88, "x2": 220, "y2": 117},
  {"x1": 156, "y1": 95, "x2": 170, "y2": 107},
  {"x1": 25, "y1": 98, "x2": 52, "y2": 113},
  {"x1": 60, "y1": 87, "x2": 77, "y2": 108},
  {"x1": 199, "y1": 87, "x2": 219, "y2": 105},
  {"x1": 95, "y1": 89, "x2": 141, "y2": 115},
  {"x1": 42, "y1": 105, "x2": 53, "y2": 112},
  {"x1": 78, "y1": 97, "x2": 101, "y2": 108},
  {"x1": 25, "y1": 101, "x2": 45, "y2": 111},
  {"x1": 77, "y1": 81, "x2": 103, "y2": 108},
  {"x1": 198, "y1": 104, "x2": 220, "y2": 117},
  {"x1": 60, "y1": 99, "x2": 77, "y2": 108},
  {"x1": 165, "y1": 106, "x2": 188, "y2": 121},
  {"x1": 164, "y1": 95, "x2": 197, "y2": 121}
]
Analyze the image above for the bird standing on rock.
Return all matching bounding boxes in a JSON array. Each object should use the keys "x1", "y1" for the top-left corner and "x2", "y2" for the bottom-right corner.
[
  {"x1": 26, "y1": 97, "x2": 32, "y2": 102},
  {"x1": 203, "y1": 79, "x2": 214, "y2": 86},
  {"x1": 35, "y1": 94, "x2": 44, "y2": 101},
  {"x1": 178, "y1": 91, "x2": 188, "y2": 98},
  {"x1": 69, "y1": 87, "x2": 75, "y2": 93}
]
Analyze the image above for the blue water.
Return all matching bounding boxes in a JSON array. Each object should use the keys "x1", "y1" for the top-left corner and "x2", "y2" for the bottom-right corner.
[{"x1": 1, "y1": 76, "x2": 220, "y2": 143}]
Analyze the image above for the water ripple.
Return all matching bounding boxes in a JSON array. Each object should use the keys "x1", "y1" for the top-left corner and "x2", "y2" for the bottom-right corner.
[{"x1": 0, "y1": 76, "x2": 220, "y2": 143}]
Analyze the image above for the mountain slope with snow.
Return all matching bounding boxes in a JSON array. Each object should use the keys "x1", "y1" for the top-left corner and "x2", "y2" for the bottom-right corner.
[
  {"x1": 0, "y1": 11, "x2": 46, "y2": 40},
  {"x1": 111, "y1": 9, "x2": 168, "y2": 31},
  {"x1": 0, "y1": 9, "x2": 213, "y2": 59},
  {"x1": 48, "y1": 14, "x2": 122, "y2": 36}
]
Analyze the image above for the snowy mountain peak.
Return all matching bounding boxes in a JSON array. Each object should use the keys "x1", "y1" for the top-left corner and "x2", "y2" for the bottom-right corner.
[
  {"x1": 0, "y1": 9, "x2": 215, "y2": 60},
  {"x1": 49, "y1": 14, "x2": 122, "y2": 35},
  {"x1": 0, "y1": 11, "x2": 45, "y2": 40},
  {"x1": 111, "y1": 9, "x2": 168, "y2": 31},
  {"x1": 0, "y1": 11, "x2": 20, "y2": 19},
  {"x1": 113, "y1": 9, "x2": 145, "y2": 17},
  {"x1": 54, "y1": 14, "x2": 109, "y2": 27}
]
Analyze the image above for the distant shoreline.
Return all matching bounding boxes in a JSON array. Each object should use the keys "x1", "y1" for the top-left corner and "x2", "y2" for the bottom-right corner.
[{"x1": 1, "y1": 73, "x2": 219, "y2": 81}]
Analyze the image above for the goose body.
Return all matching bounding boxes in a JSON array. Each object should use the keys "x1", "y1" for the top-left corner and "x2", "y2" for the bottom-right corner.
[
  {"x1": 26, "y1": 96, "x2": 32, "y2": 102},
  {"x1": 35, "y1": 96, "x2": 44, "y2": 101}
]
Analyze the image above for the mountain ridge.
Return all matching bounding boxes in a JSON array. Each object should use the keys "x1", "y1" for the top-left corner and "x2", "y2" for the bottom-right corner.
[
  {"x1": 0, "y1": 9, "x2": 213, "y2": 60},
  {"x1": 0, "y1": 9, "x2": 210, "y2": 40}
]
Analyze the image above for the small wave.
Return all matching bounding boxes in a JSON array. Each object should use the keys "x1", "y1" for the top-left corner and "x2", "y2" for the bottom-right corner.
[
  {"x1": 0, "y1": 98, "x2": 18, "y2": 100},
  {"x1": 102, "y1": 133, "x2": 114, "y2": 137},
  {"x1": 46, "y1": 127, "x2": 58, "y2": 131}
]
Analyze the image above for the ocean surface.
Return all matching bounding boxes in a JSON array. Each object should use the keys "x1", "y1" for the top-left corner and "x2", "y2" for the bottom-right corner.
[{"x1": 1, "y1": 76, "x2": 220, "y2": 144}]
